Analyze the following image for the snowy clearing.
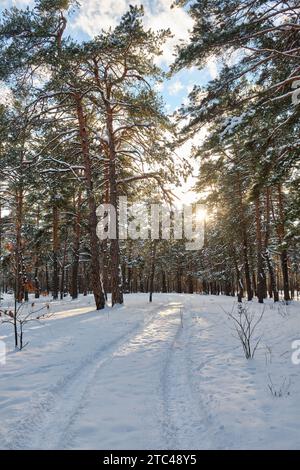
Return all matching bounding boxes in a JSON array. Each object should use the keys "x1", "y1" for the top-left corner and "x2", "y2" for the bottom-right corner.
[{"x1": 0, "y1": 293, "x2": 300, "y2": 450}]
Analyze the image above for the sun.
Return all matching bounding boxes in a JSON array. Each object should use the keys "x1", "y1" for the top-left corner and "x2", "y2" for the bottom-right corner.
[{"x1": 196, "y1": 207, "x2": 207, "y2": 222}]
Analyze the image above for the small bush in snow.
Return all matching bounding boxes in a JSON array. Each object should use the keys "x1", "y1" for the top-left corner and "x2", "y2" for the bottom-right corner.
[
  {"x1": 225, "y1": 303, "x2": 264, "y2": 359},
  {"x1": 267, "y1": 374, "x2": 291, "y2": 398},
  {"x1": 276, "y1": 302, "x2": 289, "y2": 318},
  {"x1": 0, "y1": 301, "x2": 51, "y2": 350}
]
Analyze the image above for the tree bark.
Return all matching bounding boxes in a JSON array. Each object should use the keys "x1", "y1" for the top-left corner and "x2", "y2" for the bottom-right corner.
[
  {"x1": 161, "y1": 271, "x2": 167, "y2": 293},
  {"x1": 71, "y1": 192, "x2": 81, "y2": 300},
  {"x1": 105, "y1": 96, "x2": 123, "y2": 306},
  {"x1": 45, "y1": 263, "x2": 49, "y2": 294},
  {"x1": 34, "y1": 263, "x2": 40, "y2": 299},
  {"x1": 75, "y1": 93, "x2": 105, "y2": 310},
  {"x1": 149, "y1": 241, "x2": 157, "y2": 302},
  {"x1": 15, "y1": 188, "x2": 24, "y2": 302},
  {"x1": 277, "y1": 184, "x2": 290, "y2": 302},
  {"x1": 176, "y1": 268, "x2": 182, "y2": 293},
  {"x1": 60, "y1": 232, "x2": 68, "y2": 300},
  {"x1": 264, "y1": 188, "x2": 279, "y2": 302},
  {"x1": 52, "y1": 204, "x2": 59, "y2": 300},
  {"x1": 236, "y1": 172, "x2": 253, "y2": 300},
  {"x1": 255, "y1": 195, "x2": 266, "y2": 303}
]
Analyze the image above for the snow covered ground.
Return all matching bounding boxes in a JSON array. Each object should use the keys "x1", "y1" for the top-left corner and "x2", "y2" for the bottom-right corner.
[{"x1": 0, "y1": 293, "x2": 300, "y2": 450}]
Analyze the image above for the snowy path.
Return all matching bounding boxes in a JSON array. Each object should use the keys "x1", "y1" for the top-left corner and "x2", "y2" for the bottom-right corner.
[
  {"x1": 62, "y1": 299, "x2": 188, "y2": 449},
  {"x1": 161, "y1": 320, "x2": 202, "y2": 449},
  {"x1": 7, "y1": 303, "x2": 160, "y2": 449},
  {"x1": 1, "y1": 293, "x2": 300, "y2": 449},
  {"x1": 0, "y1": 298, "x2": 167, "y2": 449}
]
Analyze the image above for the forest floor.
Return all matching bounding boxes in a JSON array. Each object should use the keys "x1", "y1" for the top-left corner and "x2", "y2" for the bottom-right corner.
[{"x1": 0, "y1": 293, "x2": 300, "y2": 450}]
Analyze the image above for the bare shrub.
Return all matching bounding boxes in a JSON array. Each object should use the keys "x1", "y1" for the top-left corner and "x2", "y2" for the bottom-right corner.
[
  {"x1": 268, "y1": 374, "x2": 291, "y2": 397},
  {"x1": 222, "y1": 303, "x2": 264, "y2": 359},
  {"x1": 276, "y1": 301, "x2": 289, "y2": 318},
  {"x1": 1, "y1": 301, "x2": 51, "y2": 350}
]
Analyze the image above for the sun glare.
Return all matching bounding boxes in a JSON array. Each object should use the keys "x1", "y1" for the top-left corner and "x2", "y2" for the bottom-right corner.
[{"x1": 196, "y1": 207, "x2": 207, "y2": 222}]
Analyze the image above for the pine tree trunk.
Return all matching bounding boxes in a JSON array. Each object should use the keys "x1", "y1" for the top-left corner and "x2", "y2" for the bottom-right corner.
[
  {"x1": 106, "y1": 100, "x2": 123, "y2": 306},
  {"x1": 176, "y1": 269, "x2": 182, "y2": 293},
  {"x1": 15, "y1": 189, "x2": 24, "y2": 302},
  {"x1": 186, "y1": 273, "x2": 194, "y2": 294},
  {"x1": 149, "y1": 241, "x2": 157, "y2": 302},
  {"x1": 71, "y1": 192, "x2": 81, "y2": 300},
  {"x1": 264, "y1": 188, "x2": 279, "y2": 302},
  {"x1": 266, "y1": 253, "x2": 279, "y2": 302},
  {"x1": 101, "y1": 161, "x2": 110, "y2": 299},
  {"x1": 71, "y1": 246, "x2": 79, "y2": 299},
  {"x1": 127, "y1": 264, "x2": 132, "y2": 293},
  {"x1": 203, "y1": 278, "x2": 209, "y2": 295},
  {"x1": 242, "y1": 235, "x2": 253, "y2": 301},
  {"x1": 162, "y1": 271, "x2": 167, "y2": 293},
  {"x1": 92, "y1": 64, "x2": 123, "y2": 305},
  {"x1": 236, "y1": 172, "x2": 253, "y2": 300},
  {"x1": 255, "y1": 196, "x2": 266, "y2": 303},
  {"x1": 277, "y1": 184, "x2": 290, "y2": 302},
  {"x1": 52, "y1": 204, "x2": 59, "y2": 300},
  {"x1": 290, "y1": 274, "x2": 295, "y2": 299},
  {"x1": 45, "y1": 263, "x2": 49, "y2": 294},
  {"x1": 139, "y1": 273, "x2": 144, "y2": 293},
  {"x1": 75, "y1": 93, "x2": 105, "y2": 310},
  {"x1": 83, "y1": 262, "x2": 88, "y2": 296},
  {"x1": 34, "y1": 264, "x2": 40, "y2": 299},
  {"x1": 60, "y1": 234, "x2": 68, "y2": 300},
  {"x1": 280, "y1": 250, "x2": 290, "y2": 302}
]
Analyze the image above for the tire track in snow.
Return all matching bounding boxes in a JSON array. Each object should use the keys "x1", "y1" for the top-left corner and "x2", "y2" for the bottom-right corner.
[
  {"x1": 3, "y1": 302, "x2": 168, "y2": 450},
  {"x1": 160, "y1": 302, "x2": 207, "y2": 449},
  {"x1": 60, "y1": 302, "x2": 184, "y2": 449},
  {"x1": 184, "y1": 326, "x2": 245, "y2": 449},
  {"x1": 176, "y1": 298, "x2": 232, "y2": 449}
]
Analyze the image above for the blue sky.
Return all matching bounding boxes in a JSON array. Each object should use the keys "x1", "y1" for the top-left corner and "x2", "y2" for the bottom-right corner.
[{"x1": 0, "y1": 0, "x2": 217, "y2": 113}]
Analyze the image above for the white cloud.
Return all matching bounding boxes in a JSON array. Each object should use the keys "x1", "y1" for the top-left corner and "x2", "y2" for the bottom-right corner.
[
  {"x1": 207, "y1": 55, "x2": 218, "y2": 79},
  {"x1": 72, "y1": 0, "x2": 193, "y2": 65},
  {"x1": 224, "y1": 48, "x2": 246, "y2": 67},
  {"x1": 187, "y1": 66, "x2": 197, "y2": 74},
  {"x1": 2, "y1": 0, "x2": 192, "y2": 66},
  {"x1": 72, "y1": 0, "x2": 128, "y2": 35},
  {"x1": 186, "y1": 83, "x2": 194, "y2": 94},
  {"x1": 0, "y1": 81, "x2": 12, "y2": 106},
  {"x1": 1, "y1": 0, "x2": 34, "y2": 7},
  {"x1": 168, "y1": 79, "x2": 184, "y2": 95},
  {"x1": 32, "y1": 66, "x2": 51, "y2": 88}
]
